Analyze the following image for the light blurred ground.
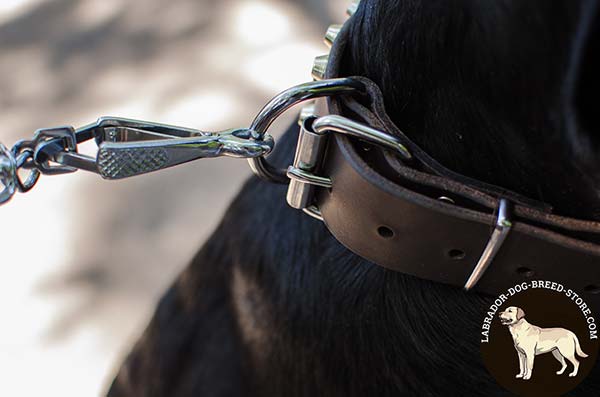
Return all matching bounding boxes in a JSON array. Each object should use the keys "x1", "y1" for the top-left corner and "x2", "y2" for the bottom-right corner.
[{"x1": 0, "y1": 0, "x2": 347, "y2": 395}]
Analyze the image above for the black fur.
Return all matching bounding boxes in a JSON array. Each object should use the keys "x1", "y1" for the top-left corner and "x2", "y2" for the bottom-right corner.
[{"x1": 108, "y1": 1, "x2": 600, "y2": 395}]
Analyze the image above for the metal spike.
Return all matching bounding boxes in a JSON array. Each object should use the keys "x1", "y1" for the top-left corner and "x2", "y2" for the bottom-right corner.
[
  {"x1": 311, "y1": 55, "x2": 329, "y2": 80},
  {"x1": 324, "y1": 24, "x2": 342, "y2": 48},
  {"x1": 347, "y1": 0, "x2": 360, "y2": 16}
]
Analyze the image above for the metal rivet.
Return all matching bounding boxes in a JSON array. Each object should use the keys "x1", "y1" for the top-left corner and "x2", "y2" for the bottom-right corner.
[
  {"x1": 324, "y1": 24, "x2": 342, "y2": 48},
  {"x1": 347, "y1": 0, "x2": 360, "y2": 16},
  {"x1": 311, "y1": 55, "x2": 329, "y2": 80}
]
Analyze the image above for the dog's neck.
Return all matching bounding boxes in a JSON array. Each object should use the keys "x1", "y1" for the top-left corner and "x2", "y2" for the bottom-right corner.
[{"x1": 508, "y1": 319, "x2": 531, "y2": 334}]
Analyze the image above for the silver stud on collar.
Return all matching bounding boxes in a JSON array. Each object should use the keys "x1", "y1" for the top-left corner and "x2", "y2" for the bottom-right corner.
[
  {"x1": 311, "y1": 55, "x2": 329, "y2": 81},
  {"x1": 324, "y1": 24, "x2": 342, "y2": 48},
  {"x1": 347, "y1": 0, "x2": 360, "y2": 16},
  {"x1": 312, "y1": 1, "x2": 359, "y2": 81}
]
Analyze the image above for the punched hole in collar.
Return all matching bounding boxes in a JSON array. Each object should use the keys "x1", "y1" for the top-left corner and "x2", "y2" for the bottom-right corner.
[
  {"x1": 516, "y1": 266, "x2": 535, "y2": 278},
  {"x1": 447, "y1": 249, "x2": 466, "y2": 260},
  {"x1": 584, "y1": 285, "x2": 600, "y2": 295},
  {"x1": 377, "y1": 226, "x2": 394, "y2": 239}
]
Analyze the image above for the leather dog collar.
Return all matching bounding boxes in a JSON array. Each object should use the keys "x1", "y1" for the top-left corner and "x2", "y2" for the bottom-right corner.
[{"x1": 290, "y1": 19, "x2": 600, "y2": 307}]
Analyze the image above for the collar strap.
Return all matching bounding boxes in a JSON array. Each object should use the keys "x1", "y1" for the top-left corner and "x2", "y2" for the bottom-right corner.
[{"x1": 284, "y1": 18, "x2": 600, "y2": 307}]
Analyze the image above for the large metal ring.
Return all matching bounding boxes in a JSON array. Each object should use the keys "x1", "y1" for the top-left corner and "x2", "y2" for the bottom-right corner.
[
  {"x1": 248, "y1": 77, "x2": 365, "y2": 184},
  {"x1": 0, "y1": 143, "x2": 17, "y2": 204}
]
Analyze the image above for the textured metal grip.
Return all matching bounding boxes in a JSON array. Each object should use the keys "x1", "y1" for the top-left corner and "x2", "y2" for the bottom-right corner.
[
  {"x1": 95, "y1": 129, "x2": 273, "y2": 180},
  {"x1": 97, "y1": 146, "x2": 169, "y2": 180}
]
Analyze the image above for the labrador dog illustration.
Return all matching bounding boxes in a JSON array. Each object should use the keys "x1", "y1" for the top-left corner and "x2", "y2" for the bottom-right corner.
[{"x1": 499, "y1": 306, "x2": 588, "y2": 380}]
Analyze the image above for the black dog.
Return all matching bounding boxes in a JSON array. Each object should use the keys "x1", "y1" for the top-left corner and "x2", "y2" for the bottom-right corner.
[{"x1": 108, "y1": 1, "x2": 600, "y2": 395}]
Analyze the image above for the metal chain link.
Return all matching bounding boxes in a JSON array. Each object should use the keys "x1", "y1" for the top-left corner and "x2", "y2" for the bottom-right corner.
[
  {"x1": 0, "y1": 130, "x2": 72, "y2": 204},
  {"x1": 13, "y1": 144, "x2": 41, "y2": 193}
]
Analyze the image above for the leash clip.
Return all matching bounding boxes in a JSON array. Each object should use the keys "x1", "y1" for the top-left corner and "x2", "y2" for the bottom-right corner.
[{"x1": 49, "y1": 118, "x2": 274, "y2": 180}]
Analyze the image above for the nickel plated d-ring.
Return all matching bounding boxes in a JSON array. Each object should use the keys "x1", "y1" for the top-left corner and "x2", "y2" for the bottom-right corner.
[{"x1": 248, "y1": 77, "x2": 365, "y2": 184}]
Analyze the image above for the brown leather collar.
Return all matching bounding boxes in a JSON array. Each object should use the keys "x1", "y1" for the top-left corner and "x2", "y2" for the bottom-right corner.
[{"x1": 311, "y1": 19, "x2": 600, "y2": 307}]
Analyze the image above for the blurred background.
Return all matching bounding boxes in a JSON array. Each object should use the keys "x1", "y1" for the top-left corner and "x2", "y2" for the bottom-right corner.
[{"x1": 0, "y1": 0, "x2": 346, "y2": 395}]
